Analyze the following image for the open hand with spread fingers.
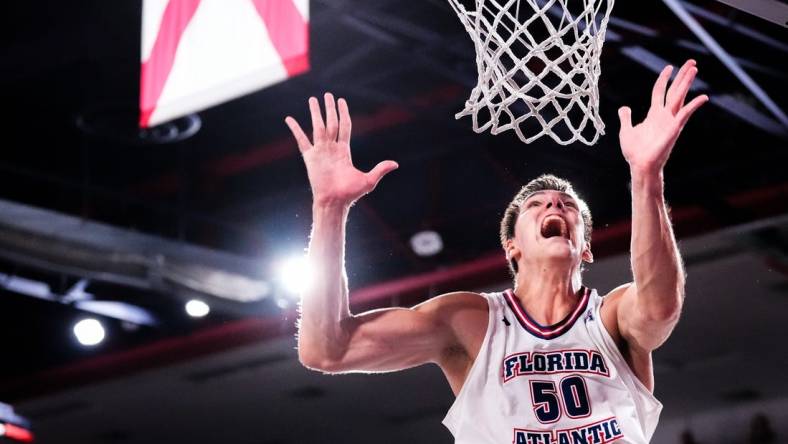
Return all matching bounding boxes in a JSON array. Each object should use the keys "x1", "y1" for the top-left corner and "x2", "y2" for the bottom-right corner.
[
  {"x1": 618, "y1": 60, "x2": 709, "y2": 176},
  {"x1": 285, "y1": 93, "x2": 399, "y2": 208}
]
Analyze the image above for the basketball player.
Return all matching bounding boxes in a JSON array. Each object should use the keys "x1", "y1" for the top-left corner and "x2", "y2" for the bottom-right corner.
[{"x1": 285, "y1": 59, "x2": 708, "y2": 443}]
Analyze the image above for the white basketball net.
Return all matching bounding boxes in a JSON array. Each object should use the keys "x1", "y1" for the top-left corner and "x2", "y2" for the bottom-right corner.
[{"x1": 448, "y1": 0, "x2": 615, "y2": 145}]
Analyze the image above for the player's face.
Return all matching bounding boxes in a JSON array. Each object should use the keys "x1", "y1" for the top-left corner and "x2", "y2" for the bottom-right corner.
[{"x1": 509, "y1": 190, "x2": 590, "y2": 267}]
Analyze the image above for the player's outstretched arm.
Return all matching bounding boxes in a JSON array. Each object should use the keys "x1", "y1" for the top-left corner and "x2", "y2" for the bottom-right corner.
[
  {"x1": 286, "y1": 94, "x2": 466, "y2": 374},
  {"x1": 615, "y1": 60, "x2": 708, "y2": 352}
]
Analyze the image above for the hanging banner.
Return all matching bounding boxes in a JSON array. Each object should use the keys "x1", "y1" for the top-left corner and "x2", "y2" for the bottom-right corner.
[{"x1": 140, "y1": 0, "x2": 309, "y2": 127}]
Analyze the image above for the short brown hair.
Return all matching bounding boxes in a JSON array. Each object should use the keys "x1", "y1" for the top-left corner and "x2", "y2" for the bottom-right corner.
[{"x1": 499, "y1": 174, "x2": 593, "y2": 275}]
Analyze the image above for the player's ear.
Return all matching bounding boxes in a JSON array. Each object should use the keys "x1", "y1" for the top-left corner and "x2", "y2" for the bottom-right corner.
[
  {"x1": 505, "y1": 238, "x2": 521, "y2": 263},
  {"x1": 582, "y1": 243, "x2": 594, "y2": 264}
]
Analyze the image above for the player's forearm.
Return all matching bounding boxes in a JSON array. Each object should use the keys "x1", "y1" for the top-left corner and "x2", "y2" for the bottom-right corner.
[
  {"x1": 297, "y1": 202, "x2": 354, "y2": 366},
  {"x1": 629, "y1": 169, "x2": 685, "y2": 321}
]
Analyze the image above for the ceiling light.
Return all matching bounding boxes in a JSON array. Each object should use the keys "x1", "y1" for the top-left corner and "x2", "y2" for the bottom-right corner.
[
  {"x1": 73, "y1": 318, "x2": 105, "y2": 346},
  {"x1": 185, "y1": 299, "x2": 210, "y2": 318},
  {"x1": 410, "y1": 230, "x2": 443, "y2": 257}
]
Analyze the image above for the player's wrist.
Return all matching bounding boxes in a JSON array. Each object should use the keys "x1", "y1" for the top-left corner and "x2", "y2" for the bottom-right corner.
[
  {"x1": 629, "y1": 164, "x2": 664, "y2": 182},
  {"x1": 629, "y1": 168, "x2": 665, "y2": 196},
  {"x1": 313, "y1": 195, "x2": 353, "y2": 212}
]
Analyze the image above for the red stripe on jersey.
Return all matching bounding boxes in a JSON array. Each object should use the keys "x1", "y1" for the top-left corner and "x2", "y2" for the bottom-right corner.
[{"x1": 504, "y1": 287, "x2": 589, "y2": 339}]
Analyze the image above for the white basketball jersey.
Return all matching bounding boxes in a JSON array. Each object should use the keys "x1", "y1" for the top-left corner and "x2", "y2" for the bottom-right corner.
[{"x1": 443, "y1": 288, "x2": 662, "y2": 444}]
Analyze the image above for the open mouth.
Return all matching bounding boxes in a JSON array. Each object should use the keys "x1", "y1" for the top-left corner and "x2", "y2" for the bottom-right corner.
[{"x1": 540, "y1": 215, "x2": 570, "y2": 240}]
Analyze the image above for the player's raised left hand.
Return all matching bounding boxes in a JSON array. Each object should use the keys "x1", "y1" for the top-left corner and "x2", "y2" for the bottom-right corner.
[{"x1": 617, "y1": 60, "x2": 709, "y2": 176}]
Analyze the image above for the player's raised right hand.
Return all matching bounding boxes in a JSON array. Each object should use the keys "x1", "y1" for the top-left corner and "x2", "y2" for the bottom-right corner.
[{"x1": 285, "y1": 93, "x2": 398, "y2": 207}]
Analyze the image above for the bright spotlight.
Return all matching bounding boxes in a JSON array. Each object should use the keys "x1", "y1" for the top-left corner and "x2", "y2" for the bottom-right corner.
[
  {"x1": 185, "y1": 299, "x2": 210, "y2": 318},
  {"x1": 73, "y1": 318, "x2": 105, "y2": 346},
  {"x1": 277, "y1": 254, "x2": 314, "y2": 296}
]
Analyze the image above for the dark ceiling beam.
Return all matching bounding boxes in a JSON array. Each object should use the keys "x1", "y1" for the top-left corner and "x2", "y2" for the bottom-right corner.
[
  {"x1": 0, "y1": 161, "x2": 259, "y2": 244},
  {"x1": 680, "y1": 1, "x2": 788, "y2": 52},
  {"x1": 710, "y1": 0, "x2": 788, "y2": 28},
  {"x1": 0, "y1": 198, "x2": 270, "y2": 308}
]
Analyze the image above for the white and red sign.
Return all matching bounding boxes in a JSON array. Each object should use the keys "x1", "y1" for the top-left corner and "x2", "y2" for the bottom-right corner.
[{"x1": 140, "y1": 0, "x2": 309, "y2": 127}]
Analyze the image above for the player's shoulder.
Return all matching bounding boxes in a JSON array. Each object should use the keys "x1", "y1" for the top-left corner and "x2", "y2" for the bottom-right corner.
[
  {"x1": 599, "y1": 282, "x2": 634, "y2": 318},
  {"x1": 422, "y1": 292, "x2": 491, "y2": 363},
  {"x1": 601, "y1": 282, "x2": 634, "y2": 304},
  {"x1": 414, "y1": 291, "x2": 488, "y2": 313},
  {"x1": 598, "y1": 282, "x2": 635, "y2": 344},
  {"x1": 412, "y1": 292, "x2": 489, "y2": 330}
]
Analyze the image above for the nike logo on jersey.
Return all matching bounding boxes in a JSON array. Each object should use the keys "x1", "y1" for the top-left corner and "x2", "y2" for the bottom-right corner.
[
  {"x1": 583, "y1": 309, "x2": 594, "y2": 323},
  {"x1": 502, "y1": 350, "x2": 610, "y2": 382}
]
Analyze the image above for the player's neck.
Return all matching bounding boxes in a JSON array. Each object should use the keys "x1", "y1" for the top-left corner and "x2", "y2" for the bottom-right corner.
[{"x1": 512, "y1": 263, "x2": 583, "y2": 326}]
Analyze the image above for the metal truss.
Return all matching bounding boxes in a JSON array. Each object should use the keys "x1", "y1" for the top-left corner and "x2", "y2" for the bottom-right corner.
[
  {"x1": 713, "y1": 0, "x2": 788, "y2": 27},
  {"x1": 663, "y1": 0, "x2": 788, "y2": 131}
]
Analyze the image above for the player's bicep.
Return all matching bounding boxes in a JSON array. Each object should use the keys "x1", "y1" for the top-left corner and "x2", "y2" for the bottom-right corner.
[
  {"x1": 318, "y1": 301, "x2": 455, "y2": 374},
  {"x1": 616, "y1": 283, "x2": 680, "y2": 352}
]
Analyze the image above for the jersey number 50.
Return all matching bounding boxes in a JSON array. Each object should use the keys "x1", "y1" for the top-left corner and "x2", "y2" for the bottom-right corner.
[{"x1": 529, "y1": 376, "x2": 591, "y2": 423}]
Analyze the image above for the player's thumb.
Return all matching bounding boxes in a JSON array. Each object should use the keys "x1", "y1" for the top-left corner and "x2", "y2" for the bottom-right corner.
[
  {"x1": 618, "y1": 106, "x2": 632, "y2": 131},
  {"x1": 367, "y1": 160, "x2": 399, "y2": 190}
]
